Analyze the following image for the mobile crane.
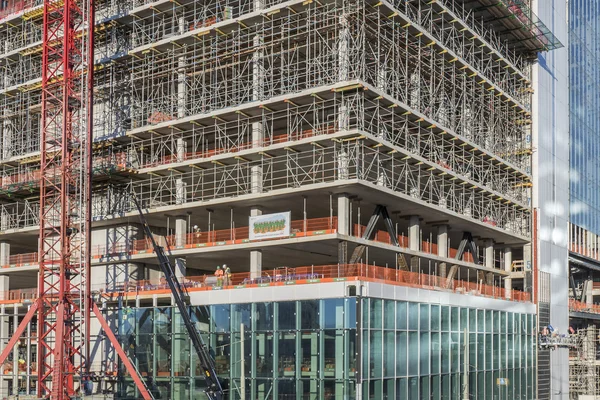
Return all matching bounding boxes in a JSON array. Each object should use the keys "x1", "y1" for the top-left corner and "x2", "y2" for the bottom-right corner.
[{"x1": 131, "y1": 194, "x2": 225, "y2": 400}]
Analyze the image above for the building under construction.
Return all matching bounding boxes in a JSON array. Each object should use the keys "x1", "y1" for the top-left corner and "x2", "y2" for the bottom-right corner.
[{"x1": 0, "y1": 0, "x2": 566, "y2": 398}]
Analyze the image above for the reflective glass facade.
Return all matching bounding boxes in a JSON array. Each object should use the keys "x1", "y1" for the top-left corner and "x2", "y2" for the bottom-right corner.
[
  {"x1": 360, "y1": 299, "x2": 536, "y2": 400},
  {"x1": 116, "y1": 298, "x2": 535, "y2": 399},
  {"x1": 569, "y1": 0, "x2": 600, "y2": 233}
]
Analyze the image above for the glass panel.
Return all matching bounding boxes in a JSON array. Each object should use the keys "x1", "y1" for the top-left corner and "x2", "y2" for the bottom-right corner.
[
  {"x1": 396, "y1": 332, "x2": 407, "y2": 376},
  {"x1": 384, "y1": 300, "x2": 395, "y2": 330},
  {"x1": 384, "y1": 331, "x2": 395, "y2": 377},
  {"x1": 420, "y1": 332, "x2": 430, "y2": 375},
  {"x1": 451, "y1": 307, "x2": 459, "y2": 332},
  {"x1": 408, "y1": 332, "x2": 419, "y2": 376},
  {"x1": 254, "y1": 331, "x2": 274, "y2": 377},
  {"x1": 300, "y1": 331, "x2": 320, "y2": 378},
  {"x1": 420, "y1": 376, "x2": 429, "y2": 399},
  {"x1": 323, "y1": 298, "x2": 344, "y2": 329},
  {"x1": 431, "y1": 374, "x2": 440, "y2": 400},
  {"x1": 431, "y1": 305, "x2": 440, "y2": 331},
  {"x1": 370, "y1": 330, "x2": 382, "y2": 378},
  {"x1": 370, "y1": 299, "x2": 382, "y2": 329},
  {"x1": 323, "y1": 329, "x2": 342, "y2": 379},
  {"x1": 231, "y1": 303, "x2": 251, "y2": 332},
  {"x1": 408, "y1": 303, "x2": 419, "y2": 330},
  {"x1": 420, "y1": 304, "x2": 429, "y2": 331},
  {"x1": 397, "y1": 302, "x2": 407, "y2": 330},
  {"x1": 211, "y1": 304, "x2": 231, "y2": 332},
  {"x1": 278, "y1": 332, "x2": 297, "y2": 377},
  {"x1": 431, "y1": 332, "x2": 440, "y2": 374},
  {"x1": 397, "y1": 378, "x2": 408, "y2": 399},
  {"x1": 278, "y1": 302, "x2": 296, "y2": 331},
  {"x1": 408, "y1": 377, "x2": 419, "y2": 400},
  {"x1": 345, "y1": 298, "x2": 357, "y2": 329},
  {"x1": 441, "y1": 306, "x2": 449, "y2": 332},
  {"x1": 254, "y1": 302, "x2": 274, "y2": 331},
  {"x1": 301, "y1": 300, "x2": 320, "y2": 330}
]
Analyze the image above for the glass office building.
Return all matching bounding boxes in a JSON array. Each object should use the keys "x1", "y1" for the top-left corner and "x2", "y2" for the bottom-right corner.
[
  {"x1": 569, "y1": 0, "x2": 600, "y2": 234},
  {"x1": 116, "y1": 296, "x2": 536, "y2": 400}
]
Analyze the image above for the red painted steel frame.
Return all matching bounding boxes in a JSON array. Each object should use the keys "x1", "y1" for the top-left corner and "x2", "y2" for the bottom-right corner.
[
  {"x1": 0, "y1": 0, "x2": 152, "y2": 397},
  {"x1": 92, "y1": 303, "x2": 153, "y2": 400},
  {"x1": 36, "y1": 0, "x2": 93, "y2": 393}
]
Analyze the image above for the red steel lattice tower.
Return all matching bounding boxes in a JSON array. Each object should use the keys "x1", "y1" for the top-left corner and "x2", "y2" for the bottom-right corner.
[
  {"x1": 0, "y1": 0, "x2": 151, "y2": 397},
  {"x1": 36, "y1": 0, "x2": 95, "y2": 395}
]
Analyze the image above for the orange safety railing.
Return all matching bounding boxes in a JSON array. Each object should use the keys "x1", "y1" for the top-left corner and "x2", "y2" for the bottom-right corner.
[
  {"x1": 5, "y1": 252, "x2": 38, "y2": 268},
  {"x1": 569, "y1": 299, "x2": 600, "y2": 315},
  {"x1": 128, "y1": 217, "x2": 337, "y2": 254},
  {"x1": 0, "y1": 288, "x2": 36, "y2": 303},
  {"x1": 94, "y1": 263, "x2": 531, "y2": 303},
  {"x1": 139, "y1": 125, "x2": 335, "y2": 169},
  {"x1": 0, "y1": 264, "x2": 530, "y2": 304}
]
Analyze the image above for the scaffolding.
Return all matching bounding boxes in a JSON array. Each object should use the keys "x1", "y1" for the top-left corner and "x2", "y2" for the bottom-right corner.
[
  {"x1": 0, "y1": 0, "x2": 557, "y2": 395},
  {"x1": 569, "y1": 326, "x2": 600, "y2": 399}
]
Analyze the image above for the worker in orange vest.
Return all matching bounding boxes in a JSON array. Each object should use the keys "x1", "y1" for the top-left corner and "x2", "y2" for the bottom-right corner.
[{"x1": 215, "y1": 265, "x2": 224, "y2": 287}]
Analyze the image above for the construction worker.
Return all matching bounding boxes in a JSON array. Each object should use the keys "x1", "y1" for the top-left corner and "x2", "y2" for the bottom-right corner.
[
  {"x1": 193, "y1": 225, "x2": 201, "y2": 243},
  {"x1": 215, "y1": 265, "x2": 224, "y2": 287},
  {"x1": 223, "y1": 264, "x2": 231, "y2": 286}
]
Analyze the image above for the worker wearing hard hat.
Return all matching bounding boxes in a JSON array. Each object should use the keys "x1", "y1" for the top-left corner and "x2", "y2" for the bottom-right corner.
[
  {"x1": 215, "y1": 266, "x2": 224, "y2": 287},
  {"x1": 223, "y1": 264, "x2": 231, "y2": 286}
]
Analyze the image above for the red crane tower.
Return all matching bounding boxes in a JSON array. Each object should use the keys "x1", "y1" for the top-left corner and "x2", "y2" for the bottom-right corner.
[{"x1": 0, "y1": 0, "x2": 152, "y2": 398}]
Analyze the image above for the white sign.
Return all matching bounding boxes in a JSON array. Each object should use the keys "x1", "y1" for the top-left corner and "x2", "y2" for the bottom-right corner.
[{"x1": 249, "y1": 212, "x2": 291, "y2": 241}]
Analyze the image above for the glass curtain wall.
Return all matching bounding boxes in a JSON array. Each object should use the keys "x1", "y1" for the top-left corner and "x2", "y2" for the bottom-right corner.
[
  {"x1": 115, "y1": 298, "x2": 534, "y2": 400},
  {"x1": 360, "y1": 299, "x2": 536, "y2": 400}
]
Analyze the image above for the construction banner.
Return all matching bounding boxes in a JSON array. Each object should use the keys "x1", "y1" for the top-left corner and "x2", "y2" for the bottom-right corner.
[{"x1": 249, "y1": 212, "x2": 291, "y2": 241}]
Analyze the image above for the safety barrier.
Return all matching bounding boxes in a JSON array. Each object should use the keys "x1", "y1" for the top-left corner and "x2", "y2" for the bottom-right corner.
[
  {"x1": 97, "y1": 263, "x2": 531, "y2": 303},
  {"x1": 569, "y1": 299, "x2": 600, "y2": 315},
  {"x1": 138, "y1": 124, "x2": 335, "y2": 169},
  {"x1": 8, "y1": 216, "x2": 490, "y2": 268},
  {"x1": 5, "y1": 252, "x2": 37, "y2": 268}
]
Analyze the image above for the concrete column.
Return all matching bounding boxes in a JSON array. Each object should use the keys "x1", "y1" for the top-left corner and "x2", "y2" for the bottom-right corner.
[
  {"x1": 0, "y1": 276, "x2": 8, "y2": 296},
  {"x1": 337, "y1": 149, "x2": 349, "y2": 180},
  {"x1": 338, "y1": 15, "x2": 349, "y2": 82},
  {"x1": 409, "y1": 216, "x2": 420, "y2": 271},
  {"x1": 337, "y1": 194, "x2": 350, "y2": 235},
  {"x1": 175, "y1": 216, "x2": 187, "y2": 248},
  {"x1": 175, "y1": 178, "x2": 186, "y2": 205},
  {"x1": 437, "y1": 225, "x2": 448, "y2": 278},
  {"x1": 252, "y1": 35, "x2": 264, "y2": 102},
  {"x1": 252, "y1": 122, "x2": 264, "y2": 147},
  {"x1": 176, "y1": 138, "x2": 186, "y2": 163},
  {"x1": 177, "y1": 17, "x2": 187, "y2": 118},
  {"x1": 409, "y1": 216, "x2": 420, "y2": 251},
  {"x1": 504, "y1": 247, "x2": 512, "y2": 299},
  {"x1": 0, "y1": 241, "x2": 9, "y2": 268},
  {"x1": 586, "y1": 280, "x2": 594, "y2": 307},
  {"x1": 484, "y1": 240, "x2": 494, "y2": 286},
  {"x1": 250, "y1": 207, "x2": 263, "y2": 279},
  {"x1": 251, "y1": 166, "x2": 263, "y2": 194}
]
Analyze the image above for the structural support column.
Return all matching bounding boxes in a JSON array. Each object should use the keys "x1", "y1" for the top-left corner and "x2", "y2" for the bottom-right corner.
[
  {"x1": 504, "y1": 247, "x2": 512, "y2": 300},
  {"x1": 0, "y1": 241, "x2": 9, "y2": 268},
  {"x1": 409, "y1": 216, "x2": 420, "y2": 271},
  {"x1": 250, "y1": 207, "x2": 263, "y2": 279},
  {"x1": 175, "y1": 216, "x2": 187, "y2": 248},
  {"x1": 177, "y1": 17, "x2": 187, "y2": 119},
  {"x1": 484, "y1": 240, "x2": 494, "y2": 286},
  {"x1": 337, "y1": 194, "x2": 350, "y2": 265},
  {"x1": 585, "y1": 279, "x2": 594, "y2": 306},
  {"x1": 175, "y1": 178, "x2": 186, "y2": 205},
  {"x1": 437, "y1": 225, "x2": 448, "y2": 278}
]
